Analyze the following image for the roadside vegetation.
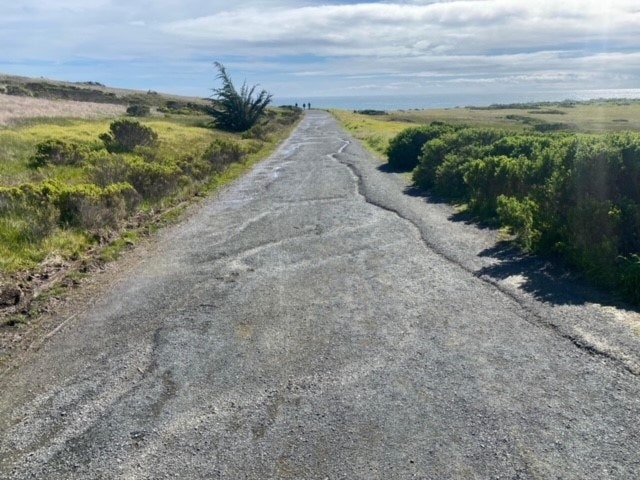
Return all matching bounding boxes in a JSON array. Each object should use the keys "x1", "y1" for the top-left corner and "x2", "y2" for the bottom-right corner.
[
  {"x1": 333, "y1": 99, "x2": 640, "y2": 306},
  {"x1": 0, "y1": 71, "x2": 301, "y2": 326}
]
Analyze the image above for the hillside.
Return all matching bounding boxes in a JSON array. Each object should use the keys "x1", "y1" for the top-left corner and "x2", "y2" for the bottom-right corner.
[{"x1": 0, "y1": 73, "x2": 209, "y2": 117}]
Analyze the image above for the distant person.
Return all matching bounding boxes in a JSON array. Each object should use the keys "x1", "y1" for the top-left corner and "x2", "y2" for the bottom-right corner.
[
  {"x1": 308, "y1": 102, "x2": 311, "y2": 110},
  {"x1": 295, "y1": 103, "x2": 298, "y2": 108},
  {"x1": 303, "y1": 103, "x2": 306, "y2": 109}
]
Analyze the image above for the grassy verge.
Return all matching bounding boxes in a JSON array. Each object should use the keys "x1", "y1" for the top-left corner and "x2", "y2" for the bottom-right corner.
[
  {"x1": 330, "y1": 110, "x2": 415, "y2": 160},
  {"x1": 0, "y1": 107, "x2": 302, "y2": 326}
]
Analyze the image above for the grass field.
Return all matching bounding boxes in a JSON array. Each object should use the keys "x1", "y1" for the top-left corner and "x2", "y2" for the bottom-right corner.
[
  {"x1": 332, "y1": 99, "x2": 640, "y2": 158},
  {"x1": 0, "y1": 89, "x2": 301, "y2": 327},
  {"x1": 0, "y1": 94, "x2": 125, "y2": 126}
]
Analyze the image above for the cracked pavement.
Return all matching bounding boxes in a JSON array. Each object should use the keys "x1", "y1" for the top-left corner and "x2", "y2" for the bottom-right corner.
[{"x1": 1, "y1": 111, "x2": 639, "y2": 479}]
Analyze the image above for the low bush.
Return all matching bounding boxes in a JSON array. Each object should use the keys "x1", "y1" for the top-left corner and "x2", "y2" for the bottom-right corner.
[
  {"x1": 87, "y1": 152, "x2": 130, "y2": 187},
  {"x1": 124, "y1": 156, "x2": 181, "y2": 200},
  {"x1": 5, "y1": 85, "x2": 31, "y2": 97},
  {"x1": 386, "y1": 124, "x2": 455, "y2": 171},
  {"x1": 202, "y1": 139, "x2": 246, "y2": 172},
  {"x1": 392, "y1": 121, "x2": 640, "y2": 304},
  {"x1": 126, "y1": 104, "x2": 151, "y2": 117},
  {"x1": 413, "y1": 127, "x2": 504, "y2": 190},
  {"x1": 100, "y1": 119, "x2": 158, "y2": 153},
  {"x1": 56, "y1": 182, "x2": 138, "y2": 229},
  {"x1": 0, "y1": 182, "x2": 59, "y2": 241},
  {"x1": 29, "y1": 139, "x2": 88, "y2": 168}
]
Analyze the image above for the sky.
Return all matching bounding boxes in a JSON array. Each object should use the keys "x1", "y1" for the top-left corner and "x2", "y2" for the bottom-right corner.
[{"x1": 1, "y1": 0, "x2": 639, "y2": 106}]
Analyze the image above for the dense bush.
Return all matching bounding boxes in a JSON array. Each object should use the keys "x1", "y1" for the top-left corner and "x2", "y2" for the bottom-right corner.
[
  {"x1": 202, "y1": 139, "x2": 246, "y2": 172},
  {"x1": 0, "y1": 180, "x2": 140, "y2": 236},
  {"x1": 5, "y1": 85, "x2": 31, "y2": 97},
  {"x1": 124, "y1": 156, "x2": 181, "y2": 200},
  {"x1": 386, "y1": 123, "x2": 456, "y2": 171},
  {"x1": 56, "y1": 183, "x2": 138, "y2": 229},
  {"x1": 88, "y1": 152, "x2": 130, "y2": 187},
  {"x1": 126, "y1": 104, "x2": 151, "y2": 117},
  {"x1": 100, "y1": 119, "x2": 158, "y2": 153},
  {"x1": 29, "y1": 139, "x2": 88, "y2": 168},
  {"x1": 413, "y1": 127, "x2": 505, "y2": 191},
  {"x1": 0, "y1": 182, "x2": 59, "y2": 241},
  {"x1": 389, "y1": 122, "x2": 640, "y2": 304}
]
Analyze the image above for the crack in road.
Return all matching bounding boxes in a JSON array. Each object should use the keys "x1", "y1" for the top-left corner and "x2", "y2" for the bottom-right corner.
[
  {"x1": 1, "y1": 111, "x2": 639, "y2": 479},
  {"x1": 332, "y1": 136, "x2": 640, "y2": 376}
]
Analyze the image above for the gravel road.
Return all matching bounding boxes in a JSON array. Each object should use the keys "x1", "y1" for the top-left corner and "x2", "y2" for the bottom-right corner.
[{"x1": 1, "y1": 111, "x2": 639, "y2": 479}]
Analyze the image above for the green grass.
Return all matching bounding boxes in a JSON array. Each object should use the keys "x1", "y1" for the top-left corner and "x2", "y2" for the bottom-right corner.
[
  {"x1": 331, "y1": 99, "x2": 640, "y2": 162},
  {"x1": 330, "y1": 110, "x2": 415, "y2": 160},
  {"x1": 344, "y1": 99, "x2": 640, "y2": 134},
  {"x1": 0, "y1": 108, "x2": 302, "y2": 277}
]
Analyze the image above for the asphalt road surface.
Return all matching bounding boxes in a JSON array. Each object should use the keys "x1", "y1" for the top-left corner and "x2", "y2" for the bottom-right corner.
[{"x1": 1, "y1": 111, "x2": 640, "y2": 479}]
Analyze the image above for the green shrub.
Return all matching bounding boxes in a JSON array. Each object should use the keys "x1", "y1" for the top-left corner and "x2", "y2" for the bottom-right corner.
[
  {"x1": 124, "y1": 156, "x2": 181, "y2": 200},
  {"x1": 29, "y1": 139, "x2": 88, "y2": 168},
  {"x1": 100, "y1": 119, "x2": 158, "y2": 153},
  {"x1": 5, "y1": 85, "x2": 31, "y2": 97},
  {"x1": 175, "y1": 154, "x2": 212, "y2": 181},
  {"x1": 242, "y1": 121, "x2": 274, "y2": 141},
  {"x1": 432, "y1": 153, "x2": 474, "y2": 199},
  {"x1": 464, "y1": 155, "x2": 536, "y2": 216},
  {"x1": 202, "y1": 139, "x2": 246, "y2": 172},
  {"x1": 403, "y1": 122, "x2": 640, "y2": 304},
  {"x1": 497, "y1": 195, "x2": 540, "y2": 251},
  {"x1": 413, "y1": 127, "x2": 507, "y2": 190},
  {"x1": 387, "y1": 124, "x2": 453, "y2": 171},
  {"x1": 87, "y1": 152, "x2": 130, "y2": 187},
  {"x1": 619, "y1": 255, "x2": 640, "y2": 304},
  {"x1": 55, "y1": 183, "x2": 138, "y2": 229},
  {"x1": 126, "y1": 104, "x2": 151, "y2": 117},
  {"x1": 0, "y1": 182, "x2": 60, "y2": 241}
]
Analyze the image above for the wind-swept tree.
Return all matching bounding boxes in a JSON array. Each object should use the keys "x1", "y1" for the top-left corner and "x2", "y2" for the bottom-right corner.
[{"x1": 208, "y1": 62, "x2": 272, "y2": 132}]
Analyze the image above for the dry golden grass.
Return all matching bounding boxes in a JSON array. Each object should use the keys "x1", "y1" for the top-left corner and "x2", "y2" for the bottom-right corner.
[
  {"x1": 0, "y1": 94, "x2": 125, "y2": 126},
  {"x1": 383, "y1": 101, "x2": 640, "y2": 133}
]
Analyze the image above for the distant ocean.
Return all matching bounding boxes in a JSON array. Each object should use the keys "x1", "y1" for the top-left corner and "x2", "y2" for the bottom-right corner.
[{"x1": 275, "y1": 89, "x2": 640, "y2": 111}]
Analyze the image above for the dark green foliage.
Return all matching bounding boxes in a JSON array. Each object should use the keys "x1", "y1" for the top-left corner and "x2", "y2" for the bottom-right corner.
[
  {"x1": 124, "y1": 156, "x2": 181, "y2": 201},
  {"x1": 100, "y1": 119, "x2": 158, "y2": 153},
  {"x1": 5, "y1": 85, "x2": 31, "y2": 96},
  {"x1": 0, "y1": 182, "x2": 59, "y2": 241},
  {"x1": 386, "y1": 123, "x2": 456, "y2": 171},
  {"x1": 126, "y1": 104, "x2": 151, "y2": 117},
  {"x1": 202, "y1": 139, "x2": 246, "y2": 172},
  {"x1": 88, "y1": 152, "x2": 131, "y2": 187},
  {"x1": 413, "y1": 127, "x2": 504, "y2": 190},
  {"x1": 396, "y1": 121, "x2": 640, "y2": 304},
  {"x1": 158, "y1": 100, "x2": 210, "y2": 115},
  {"x1": 496, "y1": 195, "x2": 540, "y2": 251},
  {"x1": 464, "y1": 155, "x2": 536, "y2": 215},
  {"x1": 29, "y1": 139, "x2": 88, "y2": 168},
  {"x1": 56, "y1": 183, "x2": 138, "y2": 229},
  {"x1": 0, "y1": 180, "x2": 140, "y2": 234},
  {"x1": 355, "y1": 109, "x2": 387, "y2": 116},
  {"x1": 208, "y1": 62, "x2": 272, "y2": 132}
]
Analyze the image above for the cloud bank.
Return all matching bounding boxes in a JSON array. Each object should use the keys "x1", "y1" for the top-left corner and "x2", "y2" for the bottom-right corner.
[{"x1": 1, "y1": 0, "x2": 639, "y2": 101}]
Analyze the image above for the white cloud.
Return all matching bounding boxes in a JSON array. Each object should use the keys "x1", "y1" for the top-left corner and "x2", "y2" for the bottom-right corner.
[{"x1": 1, "y1": 1, "x2": 639, "y2": 99}]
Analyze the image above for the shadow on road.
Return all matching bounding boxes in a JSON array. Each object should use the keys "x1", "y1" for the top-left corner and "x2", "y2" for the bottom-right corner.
[
  {"x1": 474, "y1": 243, "x2": 613, "y2": 307},
  {"x1": 382, "y1": 170, "x2": 636, "y2": 311},
  {"x1": 377, "y1": 164, "x2": 413, "y2": 174}
]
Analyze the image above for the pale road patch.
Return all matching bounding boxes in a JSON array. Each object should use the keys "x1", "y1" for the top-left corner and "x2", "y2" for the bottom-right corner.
[{"x1": 0, "y1": 111, "x2": 639, "y2": 479}]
